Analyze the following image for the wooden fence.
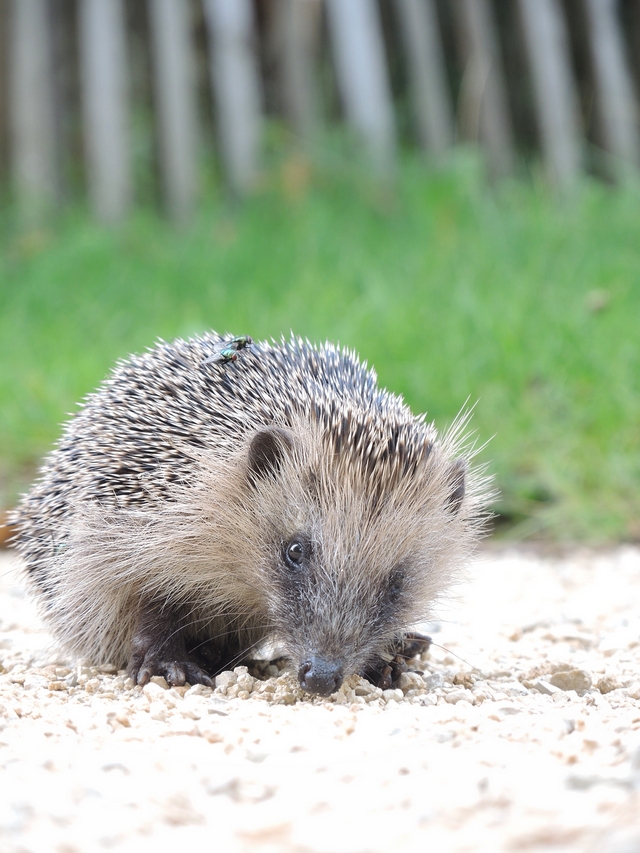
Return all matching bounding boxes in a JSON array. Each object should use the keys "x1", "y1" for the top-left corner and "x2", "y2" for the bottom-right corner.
[{"x1": 0, "y1": 0, "x2": 639, "y2": 224}]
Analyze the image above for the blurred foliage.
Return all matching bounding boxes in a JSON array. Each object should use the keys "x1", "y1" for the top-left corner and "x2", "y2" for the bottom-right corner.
[{"x1": 1, "y1": 150, "x2": 639, "y2": 542}]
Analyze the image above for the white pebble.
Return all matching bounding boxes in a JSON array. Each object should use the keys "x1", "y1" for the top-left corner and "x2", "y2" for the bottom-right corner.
[
  {"x1": 143, "y1": 682, "x2": 173, "y2": 705},
  {"x1": 549, "y1": 670, "x2": 592, "y2": 693},
  {"x1": 382, "y1": 689, "x2": 404, "y2": 703},
  {"x1": 148, "y1": 701, "x2": 168, "y2": 721},
  {"x1": 215, "y1": 671, "x2": 237, "y2": 690},
  {"x1": 185, "y1": 683, "x2": 212, "y2": 698},
  {"x1": 423, "y1": 673, "x2": 445, "y2": 690},
  {"x1": 531, "y1": 679, "x2": 561, "y2": 696},
  {"x1": 396, "y1": 672, "x2": 424, "y2": 692},
  {"x1": 236, "y1": 673, "x2": 255, "y2": 692},
  {"x1": 499, "y1": 681, "x2": 530, "y2": 695},
  {"x1": 444, "y1": 689, "x2": 474, "y2": 704}
]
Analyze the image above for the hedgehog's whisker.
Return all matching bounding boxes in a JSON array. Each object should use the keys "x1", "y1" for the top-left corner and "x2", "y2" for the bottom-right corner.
[
  {"x1": 213, "y1": 637, "x2": 279, "y2": 675},
  {"x1": 425, "y1": 640, "x2": 482, "y2": 674}
]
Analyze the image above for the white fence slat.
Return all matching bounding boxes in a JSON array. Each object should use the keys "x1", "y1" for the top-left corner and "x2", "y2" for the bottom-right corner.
[
  {"x1": 585, "y1": 0, "x2": 640, "y2": 174},
  {"x1": 397, "y1": 0, "x2": 453, "y2": 158},
  {"x1": 78, "y1": 0, "x2": 132, "y2": 222},
  {"x1": 9, "y1": 0, "x2": 58, "y2": 214},
  {"x1": 455, "y1": 0, "x2": 515, "y2": 179},
  {"x1": 326, "y1": 0, "x2": 397, "y2": 174},
  {"x1": 518, "y1": 0, "x2": 582, "y2": 188},
  {"x1": 148, "y1": 0, "x2": 198, "y2": 222},
  {"x1": 273, "y1": 0, "x2": 321, "y2": 144},
  {"x1": 204, "y1": 0, "x2": 263, "y2": 195}
]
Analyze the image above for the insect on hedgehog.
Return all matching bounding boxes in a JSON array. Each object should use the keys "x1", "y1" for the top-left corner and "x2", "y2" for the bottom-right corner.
[{"x1": 12, "y1": 333, "x2": 492, "y2": 696}]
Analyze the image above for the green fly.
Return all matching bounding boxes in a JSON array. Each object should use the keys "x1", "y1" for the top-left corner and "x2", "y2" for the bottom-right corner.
[{"x1": 201, "y1": 335, "x2": 254, "y2": 366}]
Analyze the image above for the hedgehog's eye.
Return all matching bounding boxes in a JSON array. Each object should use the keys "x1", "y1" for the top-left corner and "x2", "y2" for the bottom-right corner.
[
  {"x1": 387, "y1": 570, "x2": 404, "y2": 604},
  {"x1": 284, "y1": 539, "x2": 305, "y2": 568}
]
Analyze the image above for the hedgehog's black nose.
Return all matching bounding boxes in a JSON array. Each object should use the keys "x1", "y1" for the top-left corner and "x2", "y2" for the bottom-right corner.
[{"x1": 298, "y1": 657, "x2": 343, "y2": 696}]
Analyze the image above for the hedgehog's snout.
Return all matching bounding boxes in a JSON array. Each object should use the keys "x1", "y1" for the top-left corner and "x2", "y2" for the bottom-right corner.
[{"x1": 298, "y1": 656, "x2": 343, "y2": 696}]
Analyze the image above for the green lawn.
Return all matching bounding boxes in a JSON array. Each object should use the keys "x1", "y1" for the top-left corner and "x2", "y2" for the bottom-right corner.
[{"x1": 1, "y1": 152, "x2": 639, "y2": 541}]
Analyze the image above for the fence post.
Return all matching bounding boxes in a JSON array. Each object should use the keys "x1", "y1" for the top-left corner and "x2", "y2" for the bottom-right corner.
[
  {"x1": 454, "y1": 0, "x2": 515, "y2": 179},
  {"x1": 272, "y1": 0, "x2": 322, "y2": 146},
  {"x1": 204, "y1": 0, "x2": 263, "y2": 195},
  {"x1": 585, "y1": 0, "x2": 640, "y2": 176},
  {"x1": 326, "y1": 0, "x2": 397, "y2": 174},
  {"x1": 78, "y1": 0, "x2": 132, "y2": 222},
  {"x1": 518, "y1": 0, "x2": 582, "y2": 188},
  {"x1": 396, "y1": 0, "x2": 453, "y2": 159},
  {"x1": 9, "y1": 0, "x2": 59, "y2": 217},
  {"x1": 148, "y1": 0, "x2": 198, "y2": 222},
  {"x1": 0, "y1": 4, "x2": 6, "y2": 187}
]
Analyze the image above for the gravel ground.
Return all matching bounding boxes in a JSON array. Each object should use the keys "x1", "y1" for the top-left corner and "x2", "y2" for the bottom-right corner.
[{"x1": 1, "y1": 546, "x2": 639, "y2": 853}]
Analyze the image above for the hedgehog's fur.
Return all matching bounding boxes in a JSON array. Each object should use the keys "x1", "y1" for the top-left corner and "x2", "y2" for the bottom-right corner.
[{"x1": 12, "y1": 333, "x2": 492, "y2": 695}]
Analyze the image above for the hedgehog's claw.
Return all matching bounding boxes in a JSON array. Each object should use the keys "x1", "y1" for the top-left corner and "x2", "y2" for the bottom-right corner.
[
  {"x1": 361, "y1": 632, "x2": 432, "y2": 689},
  {"x1": 128, "y1": 599, "x2": 216, "y2": 688},
  {"x1": 129, "y1": 654, "x2": 214, "y2": 688},
  {"x1": 394, "y1": 631, "x2": 432, "y2": 660}
]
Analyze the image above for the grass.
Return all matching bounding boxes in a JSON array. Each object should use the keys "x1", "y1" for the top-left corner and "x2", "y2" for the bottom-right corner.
[{"x1": 1, "y1": 151, "x2": 639, "y2": 542}]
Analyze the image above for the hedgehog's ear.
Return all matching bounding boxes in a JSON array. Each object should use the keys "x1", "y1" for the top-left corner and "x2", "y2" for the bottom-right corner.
[
  {"x1": 247, "y1": 427, "x2": 294, "y2": 484},
  {"x1": 445, "y1": 459, "x2": 467, "y2": 515}
]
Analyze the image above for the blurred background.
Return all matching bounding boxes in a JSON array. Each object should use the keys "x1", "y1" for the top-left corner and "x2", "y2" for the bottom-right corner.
[{"x1": 0, "y1": 0, "x2": 639, "y2": 544}]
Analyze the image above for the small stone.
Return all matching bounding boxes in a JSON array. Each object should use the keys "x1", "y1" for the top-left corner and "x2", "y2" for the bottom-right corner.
[
  {"x1": 501, "y1": 681, "x2": 530, "y2": 696},
  {"x1": 148, "y1": 701, "x2": 168, "y2": 721},
  {"x1": 185, "y1": 683, "x2": 212, "y2": 698},
  {"x1": 423, "y1": 673, "x2": 445, "y2": 691},
  {"x1": 47, "y1": 681, "x2": 66, "y2": 691},
  {"x1": 444, "y1": 689, "x2": 474, "y2": 704},
  {"x1": 453, "y1": 672, "x2": 475, "y2": 689},
  {"x1": 143, "y1": 682, "x2": 171, "y2": 703},
  {"x1": 626, "y1": 683, "x2": 640, "y2": 700},
  {"x1": 596, "y1": 675, "x2": 621, "y2": 694},
  {"x1": 84, "y1": 678, "x2": 101, "y2": 694},
  {"x1": 531, "y1": 680, "x2": 561, "y2": 696},
  {"x1": 236, "y1": 673, "x2": 255, "y2": 692},
  {"x1": 396, "y1": 672, "x2": 424, "y2": 692},
  {"x1": 180, "y1": 704, "x2": 202, "y2": 721},
  {"x1": 215, "y1": 671, "x2": 237, "y2": 690},
  {"x1": 549, "y1": 670, "x2": 592, "y2": 693},
  {"x1": 206, "y1": 698, "x2": 229, "y2": 717},
  {"x1": 115, "y1": 710, "x2": 131, "y2": 727},
  {"x1": 149, "y1": 676, "x2": 169, "y2": 690},
  {"x1": 382, "y1": 688, "x2": 404, "y2": 703}
]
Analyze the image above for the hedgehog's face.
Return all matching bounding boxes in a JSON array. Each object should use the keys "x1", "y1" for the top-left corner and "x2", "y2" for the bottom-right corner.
[
  {"x1": 244, "y1": 424, "x2": 472, "y2": 697},
  {"x1": 269, "y1": 530, "x2": 418, "y2": 696}
]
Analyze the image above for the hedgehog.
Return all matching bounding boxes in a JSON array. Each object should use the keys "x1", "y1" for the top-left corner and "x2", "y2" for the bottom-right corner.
[{"x1": 12, "y1": 333, "x2": 491, "y2": 697}]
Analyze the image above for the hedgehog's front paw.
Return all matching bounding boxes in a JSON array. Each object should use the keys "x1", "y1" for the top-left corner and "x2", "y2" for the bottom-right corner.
[
  {"x1": 128, "y1": 649, "x2": 214, "y2": 688},
  {"x1": 128, "y1": 599, "x2": 216, "y2": 688},
  {"x1": 361, "y1": 655, "x2": 406, "y2": 690},
  {"x1": 393, "y1": 631, "x2": 432, "y2": 660},
  {"x1": 362, "y1": 633, "x2": 433, "y2": 689}
]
